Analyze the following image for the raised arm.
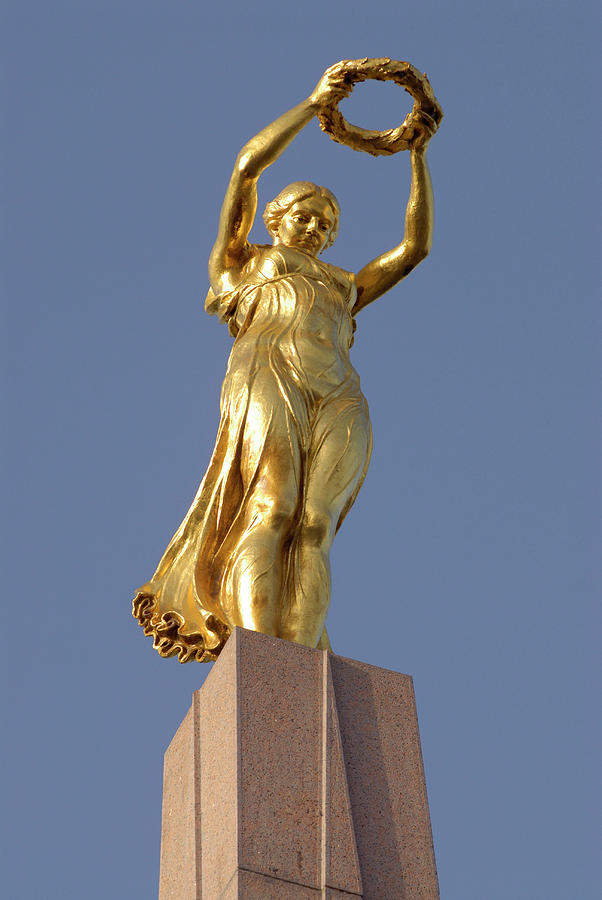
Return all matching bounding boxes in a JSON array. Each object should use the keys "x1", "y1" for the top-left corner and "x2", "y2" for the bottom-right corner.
[
  {"x1": 353, "y1": 119, "x2": 436, "y2": 315},
  {"x1": 208, "y1": 66, "x2": 350, "y2": 296}
]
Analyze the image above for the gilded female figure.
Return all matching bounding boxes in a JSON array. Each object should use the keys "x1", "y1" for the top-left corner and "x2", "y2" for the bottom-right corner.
[{"x1": 133, "y1": 62, "x2": 437, "y2": 661}]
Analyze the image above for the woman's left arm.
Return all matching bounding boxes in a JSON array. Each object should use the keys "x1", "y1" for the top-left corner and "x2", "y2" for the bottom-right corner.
[{"x1": 353, "y1": 126, "x2": 435, "y2": 315}]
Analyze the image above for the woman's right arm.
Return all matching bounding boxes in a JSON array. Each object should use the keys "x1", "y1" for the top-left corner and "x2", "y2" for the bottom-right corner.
[{"x1": 208, "y1": 65, "x2": 350, "y2": 295}]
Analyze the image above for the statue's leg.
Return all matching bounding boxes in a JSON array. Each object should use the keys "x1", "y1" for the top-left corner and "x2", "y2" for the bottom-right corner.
[
  {"x1": 219, "y1": 370, "x2": 303, "y2": 636},
  {"x1": 279, "y1": 394, "x2": 371, "y2": 646}
]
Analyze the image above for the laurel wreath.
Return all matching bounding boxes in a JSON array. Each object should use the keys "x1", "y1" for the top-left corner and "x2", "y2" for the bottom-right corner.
[{"x1": 317, "y1": 58, "x2": 443, "y2": 156}]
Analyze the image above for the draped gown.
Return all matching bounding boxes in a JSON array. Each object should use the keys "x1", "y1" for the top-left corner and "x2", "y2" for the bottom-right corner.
[{"x1": 133, "y1": 244, "x2": 372, "y2": 661}]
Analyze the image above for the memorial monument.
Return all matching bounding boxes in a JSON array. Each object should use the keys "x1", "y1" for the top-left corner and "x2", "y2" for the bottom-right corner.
[{"x1": 133, "y1": 58, "x2": 443, "y2": 898}]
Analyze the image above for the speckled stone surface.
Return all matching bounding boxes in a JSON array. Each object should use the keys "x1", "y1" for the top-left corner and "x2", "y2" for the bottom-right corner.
[
  {"x1": 159, "y1": 698, "x2": 201, "y2": 899},
  {"x1": 329, "y1": 654, "x2": 439, "y2": 898},
  {"x1": 217, "y1": 868, "x2": 365, "y2": 899},
  {"x1": 198, "y1": 631, "x2": 239, "y2": 899},
  {"x1": 219, "y1": 869, "x2": 322, "y2": 899},
  {"x1": 322, "y1": 660, "x2": 363, "y2": 895},
  {"x1": 236, "y1": 631, "x2": 323, "y2": 886},
  {"x1": 159, "y1": 627, "x2": 438, "y2": 899}
]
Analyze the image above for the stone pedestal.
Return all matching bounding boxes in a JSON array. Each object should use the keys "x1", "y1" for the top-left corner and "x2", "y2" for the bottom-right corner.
[{"x1": 159, "y1": 627, "x2": 439, "y2": 899}]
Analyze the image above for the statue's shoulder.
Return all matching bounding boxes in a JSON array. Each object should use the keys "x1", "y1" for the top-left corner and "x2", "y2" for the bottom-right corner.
[
  {"x1": 325, "y1": 259, "x2": 355, "y2": 282},
  {"x1": 318, "y1": 258, "x2": 356, "y2": 304},
  {"x1": 245, "y1": 243, "x2": 272, "y2": 264}
]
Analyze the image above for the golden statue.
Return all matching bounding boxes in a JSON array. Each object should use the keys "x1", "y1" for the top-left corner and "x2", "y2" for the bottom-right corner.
[{"x1": 133, "y1": 59, "x2": 442, "y2": 662}]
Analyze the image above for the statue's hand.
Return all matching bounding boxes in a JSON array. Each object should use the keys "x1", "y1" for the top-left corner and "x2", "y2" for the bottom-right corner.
[
  {"x1": 409, "y1": 109, "x2": 438, "y2": 152},
  {"x1": 309, "y1": 61, "x2": 353, "y2": 110}
]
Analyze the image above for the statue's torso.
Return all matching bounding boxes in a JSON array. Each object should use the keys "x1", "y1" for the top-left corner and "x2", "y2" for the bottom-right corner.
[{"x1": 227, "y1": 245, "x2": 359, "y2": 400}]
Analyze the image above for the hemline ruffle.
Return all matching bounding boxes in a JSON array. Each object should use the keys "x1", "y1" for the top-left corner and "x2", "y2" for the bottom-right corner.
[{"x1": 132, "y1": 591, "x2": 230, "y2": 663}]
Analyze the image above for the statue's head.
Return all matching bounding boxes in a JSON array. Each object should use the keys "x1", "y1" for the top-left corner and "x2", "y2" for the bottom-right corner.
[{"x1": 263, "y1": 182, "x2": 340, "y2": 254}]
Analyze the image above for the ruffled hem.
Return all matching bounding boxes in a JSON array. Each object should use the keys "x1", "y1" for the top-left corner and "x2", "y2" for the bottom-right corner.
[{"x1": 132, "y1": 591, "x2": 230, "y2": 663}]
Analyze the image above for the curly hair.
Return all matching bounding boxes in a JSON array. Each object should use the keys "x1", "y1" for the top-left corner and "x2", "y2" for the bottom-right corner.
[{"x1": 262, "y1": 181, "x2": 340, "y2": 250}]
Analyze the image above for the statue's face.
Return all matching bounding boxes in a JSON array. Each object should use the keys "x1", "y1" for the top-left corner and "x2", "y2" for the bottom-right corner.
[{"x1": 274, "y1": 196, "x2": 335, "y2": 255}]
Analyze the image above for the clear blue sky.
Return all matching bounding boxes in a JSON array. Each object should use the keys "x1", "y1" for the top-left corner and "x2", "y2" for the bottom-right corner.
[{"x1": 2, "y1": 1, "x2": 600, "y2": 897}]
